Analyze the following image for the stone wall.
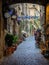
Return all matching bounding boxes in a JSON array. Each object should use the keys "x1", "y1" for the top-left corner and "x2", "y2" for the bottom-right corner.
[
  {"x1": 46, "y1": 4, "x2": 49, "y2": 24},
  {"x1": 0, "y1": 0, "x2": 4, "y2": 62}
]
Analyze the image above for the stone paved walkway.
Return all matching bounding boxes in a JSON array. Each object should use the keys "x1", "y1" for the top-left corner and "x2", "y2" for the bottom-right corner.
[{"x1": 0, "y1": 36, "x2": 49, "y2": 65}]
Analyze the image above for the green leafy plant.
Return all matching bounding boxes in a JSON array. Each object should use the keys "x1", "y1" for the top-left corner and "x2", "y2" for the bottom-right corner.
[
  {"x1": 13, "y1": 35, "x2": 19, "y2": 43},
  {"x1": 5, "y1": 33, "x2": 19, "y2": 47},
  {"x1": 5, "y1": 34, "x2": 14, "y2": 47}
]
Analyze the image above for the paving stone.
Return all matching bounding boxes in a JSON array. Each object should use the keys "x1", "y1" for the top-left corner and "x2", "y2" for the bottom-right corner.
[{"x1": 0, "y1": 36, "x2": 49, "y2": 65}]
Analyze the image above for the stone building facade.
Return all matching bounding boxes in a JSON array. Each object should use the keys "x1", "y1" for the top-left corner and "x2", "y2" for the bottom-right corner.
[{"x1": 0, "y1": 0, "x2": 49, "y2": 62}]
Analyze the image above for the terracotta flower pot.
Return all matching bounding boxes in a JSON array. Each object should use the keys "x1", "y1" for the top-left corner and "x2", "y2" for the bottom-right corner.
[{"x1": 6, "y1": 47, "x2": 12, "y2": 55}]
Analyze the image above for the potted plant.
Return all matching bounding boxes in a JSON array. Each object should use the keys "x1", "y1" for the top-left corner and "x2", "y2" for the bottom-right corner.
[
  {"x1": 5, "y1": 33, "x2": 14, "y2": 47},
  {"x1": 13, "y1": 35, "x2": 19, "y2": 44},
  {"x1": 12, "y1": 35, "x2": 19, "y2": 50},
  {"x1": 5, "y1": 33, "x2": 14, "y2": 55}
]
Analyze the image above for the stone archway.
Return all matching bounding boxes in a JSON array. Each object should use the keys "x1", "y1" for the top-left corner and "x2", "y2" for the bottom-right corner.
[{"x1": 0, "y1": 0, "x2": 4, "y2": 61}]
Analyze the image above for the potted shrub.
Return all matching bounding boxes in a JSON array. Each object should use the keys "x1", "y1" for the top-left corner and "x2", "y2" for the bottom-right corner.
[
  {"x1": 5, "y1": 34, "x2": 14, "y2": 47},
  {"x1": 12, "y1": 35, "x2": 19, "y2": 50},
  {"x1": 5, "y1": 33, "x2": 14, "y2": 55},
  {"x1": 13, "y1": 35, "x2": 19, "y2": 44}
]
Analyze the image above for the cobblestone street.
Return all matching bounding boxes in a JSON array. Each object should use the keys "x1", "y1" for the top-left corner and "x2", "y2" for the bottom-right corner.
[{"x1": 0, "y1": 36, "x2": 49, "y2": 65}]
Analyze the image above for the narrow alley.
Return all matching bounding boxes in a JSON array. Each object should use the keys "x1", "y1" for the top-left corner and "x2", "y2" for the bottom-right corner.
[
  {"x1": 0, "y1": 0, "x2": 49, "y2": 65},
  {"x1": 0, "y1": 36, "x2": 49, "y2": 65}
]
